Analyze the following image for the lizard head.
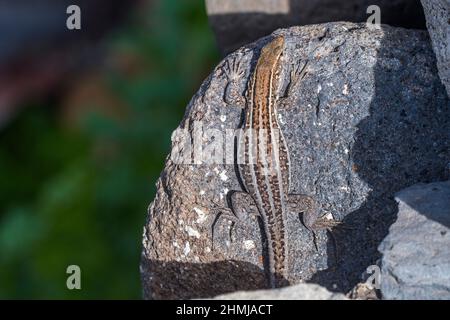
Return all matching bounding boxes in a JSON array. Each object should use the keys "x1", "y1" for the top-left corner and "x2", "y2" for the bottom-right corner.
[
  {"x1": 268, "y1": 36, "x2": 285, "y2": 57},
  {"x1": 258, "y1": 36, "x2": 285, "y2": 69}
]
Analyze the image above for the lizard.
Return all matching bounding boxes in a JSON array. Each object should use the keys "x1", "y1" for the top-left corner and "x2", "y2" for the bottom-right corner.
[{"x1": 212, "y1": 35, "x2": 339, "y2": 288}]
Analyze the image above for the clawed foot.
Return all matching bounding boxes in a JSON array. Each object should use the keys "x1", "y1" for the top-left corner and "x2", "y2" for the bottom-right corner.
[
  {"x1": 209, "y1": 201, "x2": 238, "y2": 250},
  {"x1": 278, "y1": 61, "x2": 309, "y2": 107},
  {"x1": 310, "y1": 214, "x2": 341, "y2": 230},
  {"x1": 223, "y1": 56, "x2": 246, "y2": 106},
  {"x1": 209, "y1": 193, "x2": 260, "y2": 250},
  {"x1": 289, "y1": 61, "x2": 308, "y2": 87},
  {"x1": 305, "y1": 213, "x2": 345, "y2": 268},
  {"x1": 224, "y1": 57, "x2": 245, "y2": 81}
]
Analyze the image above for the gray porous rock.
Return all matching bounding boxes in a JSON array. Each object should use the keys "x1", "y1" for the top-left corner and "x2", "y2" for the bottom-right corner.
[
  {"x1": 206, "y1": 0, "x2": 426, "y2": 54},
  {"x1": 212, "y1": 283, "x2": 347, "y2": 300},
  {"x1": 420, "y1": 0, "x2": 450, "y2": 96},
  {"x1": 141, "y1": 22, "x2": 450, "y2": 299},
  {"x1": 379, "y1": 181, "x2": 450, "y2": 300}
]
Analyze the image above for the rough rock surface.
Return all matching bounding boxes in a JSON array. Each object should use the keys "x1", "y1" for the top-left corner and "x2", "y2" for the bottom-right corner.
[
  {"x1": 420, "y1": 0, "x2": 450, "y2": 96},
  {"x1": 212, "y1": 283, "x2": 346, "y2": 300},
  {"x1": 379, "y1": 181, "x2": 450, "y2": 300},
  {"x1": 206, "y1": 0, "x2": 426, "y2": 54},
  {"x1": 141, "y1": 22, "x2": 450, "y2": 299}
]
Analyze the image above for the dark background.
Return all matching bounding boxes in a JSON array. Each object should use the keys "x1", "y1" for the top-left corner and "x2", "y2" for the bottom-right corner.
[{"x1": 0, "y1": 0, "x2": 219, "y2": 299}]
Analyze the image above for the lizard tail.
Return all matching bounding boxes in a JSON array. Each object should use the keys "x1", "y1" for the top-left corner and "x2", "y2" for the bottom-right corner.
[{"x1": 267, "y1": 239, "x2": 289, "y2": 288}]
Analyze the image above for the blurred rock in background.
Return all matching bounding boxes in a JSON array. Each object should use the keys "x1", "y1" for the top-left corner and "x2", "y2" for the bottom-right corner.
[
  {"x1": 0, "y1": 0, "x2": 140, "y2": 127},
  {"x1": 206, "y1": 0, "x2": 426, "y2": 55}
]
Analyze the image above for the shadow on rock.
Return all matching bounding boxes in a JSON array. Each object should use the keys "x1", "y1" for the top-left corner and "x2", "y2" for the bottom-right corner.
[
  {"x1": 141, "y1": 258, "x2": 277, "y2": 299},
  {"x1": 310, "y1": 27, "x2": 450, "y2": 293}
]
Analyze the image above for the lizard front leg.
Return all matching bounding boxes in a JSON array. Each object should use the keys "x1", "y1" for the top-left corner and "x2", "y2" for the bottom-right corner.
[
  {"x1": 277, "y1": 61, "x2": 309, "y2": 109},
  {"x1": 223, "y1": 56, "x2": 246, "y2": 107}
]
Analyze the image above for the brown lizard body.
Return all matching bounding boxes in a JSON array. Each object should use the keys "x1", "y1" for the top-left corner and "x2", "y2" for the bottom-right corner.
[{"x1": 214, "y1": 36, "x2": 338, "y2": 288}]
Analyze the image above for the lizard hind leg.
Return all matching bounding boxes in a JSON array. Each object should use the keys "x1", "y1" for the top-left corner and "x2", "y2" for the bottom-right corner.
[
  {"x1": 286, "y1": 193, "x2": 319, "y2": 250},
  {"x1": 209, "y1": 191, "x2": 259, "y2": 250},
  {"x1": 286, "y1": 193, "x2": 341, "y2": 229},
  {"x1": 287, "y1": 193, "x2": 340, "y2": 246},
  {"x1": 209, "y1": 204, "x2": 237, "y2": 251},
  {"x1": 287, "y1": 193, "x2": 341, "y2": 267}
]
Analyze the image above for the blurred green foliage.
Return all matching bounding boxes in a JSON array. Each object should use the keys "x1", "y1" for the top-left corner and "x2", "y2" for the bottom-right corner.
[{"x1": 0, "y1": 0, "x2": 219, "y2": 299}]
